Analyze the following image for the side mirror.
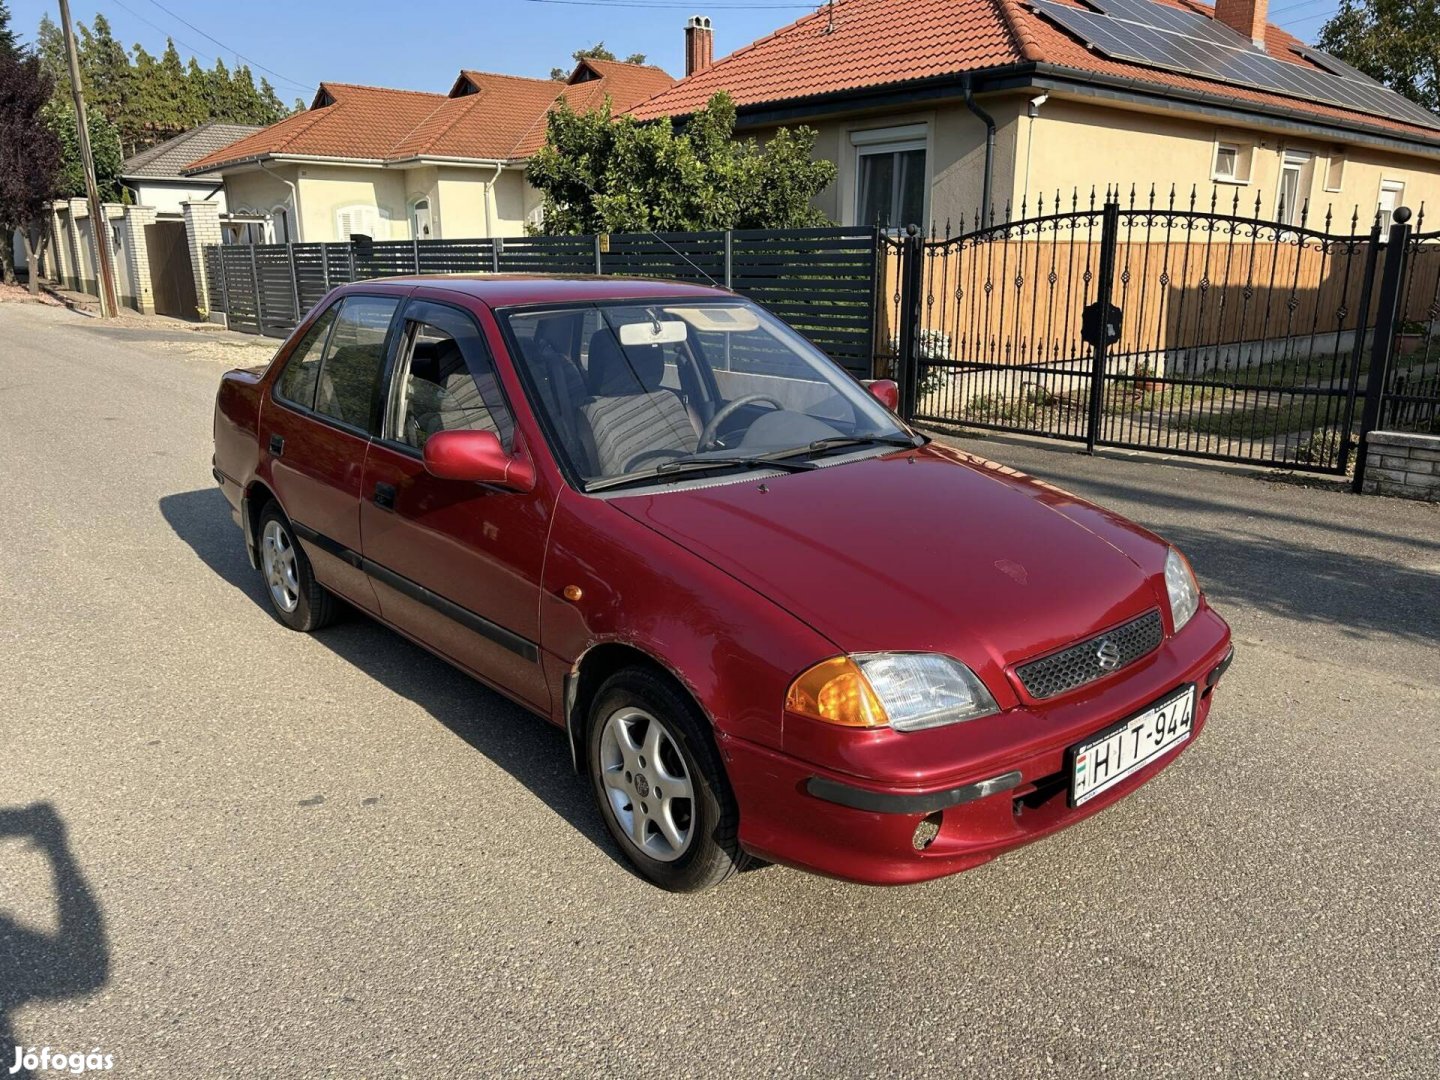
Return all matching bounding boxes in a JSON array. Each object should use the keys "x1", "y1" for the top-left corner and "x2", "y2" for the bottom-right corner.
[
  {"x1": 865, "y1": 379, "x2": 900, "y2": 411},
  {"x1": 423, "y1": 430, "x2": 536, "y2": 491}
]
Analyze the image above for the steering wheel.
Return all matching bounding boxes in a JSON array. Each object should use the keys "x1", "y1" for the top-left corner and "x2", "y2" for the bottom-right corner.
[{"x1": 697, "y1": 394, "x2": 786, "y2": 451}]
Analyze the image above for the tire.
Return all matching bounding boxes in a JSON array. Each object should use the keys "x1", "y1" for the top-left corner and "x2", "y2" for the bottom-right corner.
[
  {"x1": 586, "y1": 667, "x2": 747, "y2": 892},
  {"x1": 256, "y1": 503, "x2": 335, "y2": 633}
]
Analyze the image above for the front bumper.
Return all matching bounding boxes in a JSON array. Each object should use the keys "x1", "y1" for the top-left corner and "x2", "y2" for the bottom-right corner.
[{"x1": 723, "y1": 608, "x2": 1232, "y2": 885}]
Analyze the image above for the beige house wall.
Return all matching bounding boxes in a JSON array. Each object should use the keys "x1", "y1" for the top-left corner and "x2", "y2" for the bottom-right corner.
[
  {"x1": 222, "y1": 168, "x2": 300, "y2": 237},
  {"x1": 295, "y1": 164, "x2": 409, "y2": 241},
  {"x1": 1006, "y1": 94, "x2": 1440, "y2": 226}
]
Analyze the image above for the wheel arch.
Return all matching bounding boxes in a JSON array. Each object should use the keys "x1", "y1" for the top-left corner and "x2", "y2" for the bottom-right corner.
[
  {"x1": 241, "y1": 479, "x2": 280, "y2": 569},
  {"x1": 565, "y1": 642, "x2": 719, "y2": 776}
]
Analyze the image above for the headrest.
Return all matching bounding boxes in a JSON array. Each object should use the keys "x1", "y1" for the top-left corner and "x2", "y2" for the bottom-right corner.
[{"x1": 586, "y1": 329, "x2": 665, "y2": 396}]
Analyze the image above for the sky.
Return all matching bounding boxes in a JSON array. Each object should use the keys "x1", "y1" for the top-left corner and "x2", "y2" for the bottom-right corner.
[{"x1": 8, "y1": 0, "x2": 1343, "y2": 102}]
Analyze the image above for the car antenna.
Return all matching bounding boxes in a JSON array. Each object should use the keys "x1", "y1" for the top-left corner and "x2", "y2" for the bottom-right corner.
[{"x1": 572, "y1": 178, "x2": 725, "y2": 290}]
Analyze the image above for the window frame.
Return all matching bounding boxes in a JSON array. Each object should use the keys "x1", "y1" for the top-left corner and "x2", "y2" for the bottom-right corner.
[
  {"x1": 1211, "y1": 142, "x2": 1242, "y2": 184},
  {"x1": 1378, "y1": 178, "x2": 1406, "y2": 230},
  {"x1": 269, "y1": 291, "x2": 406, "y2": 439},
  {"x1": 1324, "y1": 151, "x2": 1346, "y2": 193},
  {"x1": 851, "y1": 123, "x2": 930, "y2": 232},
  {"x1": 378, "y1": 297, "x2": 518, "y2": 459}
]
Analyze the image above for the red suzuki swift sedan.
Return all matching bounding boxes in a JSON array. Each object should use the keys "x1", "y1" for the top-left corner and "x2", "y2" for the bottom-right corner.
[{"x1": 213, "y1": 276, "x2": 1233, "y2": 892}]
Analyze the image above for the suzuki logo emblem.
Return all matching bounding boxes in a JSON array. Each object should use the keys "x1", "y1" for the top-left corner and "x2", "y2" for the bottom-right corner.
[{"x1": 1096, "y1": 638, "x2": 1122, "y2": 672}]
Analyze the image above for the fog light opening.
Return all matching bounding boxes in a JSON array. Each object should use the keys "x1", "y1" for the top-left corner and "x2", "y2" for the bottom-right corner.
[{"x1": 912, "y1": 812, "x2": 943, "y2": 851}]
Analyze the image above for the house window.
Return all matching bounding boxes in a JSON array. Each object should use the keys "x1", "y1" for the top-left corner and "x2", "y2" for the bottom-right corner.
[
  {"x1": 1213, "y1": 144, "x2": 1239, "y2": 181},
  {"x1": 1324, "y1": 152, "x2": 1346, "y2": 192},
  {"x1": 852, "y1": 124, "x2": 928, "y2": 231},
  {"x1": 336, "y1": 203, "x2": 382, "y2": 241},
  {"x1": 1378, "y1": 180, "x2": 1406, "y2": 230},
  {"x1": 1276, "y1": 149, "x2": 1313, "y2": 225}
]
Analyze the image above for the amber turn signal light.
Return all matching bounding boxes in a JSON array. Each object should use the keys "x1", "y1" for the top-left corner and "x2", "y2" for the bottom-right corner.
[{"x1": 785, "y1": 657, "x2": 889, "y2": 728}]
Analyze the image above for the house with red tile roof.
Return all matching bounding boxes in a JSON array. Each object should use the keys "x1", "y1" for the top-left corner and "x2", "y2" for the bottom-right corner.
[
  {"x1": 629, "y1": 1, "x2": 1440, "y2": 233},
  {"x1": 183, "y1": 59, "x2": 674, "y2": 243}
]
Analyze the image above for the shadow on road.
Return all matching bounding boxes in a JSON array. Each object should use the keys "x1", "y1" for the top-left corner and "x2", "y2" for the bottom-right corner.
[
  {"x1": 157, "y1": 487, "x2": 622, "y2": 868},
  {"x1": 0, "y1": 804, "x2": 109, "y2": 1080}
]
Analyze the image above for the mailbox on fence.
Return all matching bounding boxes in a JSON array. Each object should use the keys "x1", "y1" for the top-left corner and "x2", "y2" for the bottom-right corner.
[{"x1": 1081, "y1": 301, "x2": 1122, "y2": 348}]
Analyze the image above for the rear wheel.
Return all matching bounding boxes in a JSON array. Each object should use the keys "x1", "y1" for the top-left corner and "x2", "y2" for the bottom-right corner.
[
  {"x1": 586, "y1": 668, "x2": 747, "y2": 892},
  {"x1": 256, "y1": 504, "x2": 335, "y2": 632}
]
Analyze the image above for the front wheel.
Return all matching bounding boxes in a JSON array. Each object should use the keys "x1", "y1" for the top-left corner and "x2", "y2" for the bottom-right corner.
[
  {"x1": 586, "y1": 668, "x2": 747, "y2": 892},
  {"x1": 256, "y1": 503, "x2": 335, "y2": 632}
]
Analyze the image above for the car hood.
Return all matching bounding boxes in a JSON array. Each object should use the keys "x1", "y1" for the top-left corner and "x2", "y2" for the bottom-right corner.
[{"x1": 611, "y1": 444, "x2": 1167, "y2": 690}]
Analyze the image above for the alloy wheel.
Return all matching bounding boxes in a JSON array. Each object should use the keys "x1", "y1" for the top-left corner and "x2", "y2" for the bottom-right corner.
[
  {"x1": 597, "y1": 707, "x2": 695, "y2": 862},
  {"x1": 261, "y1": 518, "x2": 300, "y2": 614}
]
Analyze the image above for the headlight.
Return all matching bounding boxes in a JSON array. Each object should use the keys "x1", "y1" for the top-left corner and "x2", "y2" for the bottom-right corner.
[
  {"x1": 1165, "y1": 547, "x2": 1201, "y2": 632},
  {"x1": 786, "y1": 653, "x2": 998, "y2": 732}
]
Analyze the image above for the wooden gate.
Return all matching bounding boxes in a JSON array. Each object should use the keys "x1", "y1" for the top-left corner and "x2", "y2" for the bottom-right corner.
[{"x1": 144, "y1": 221, "x2": 199, "y2": 318}]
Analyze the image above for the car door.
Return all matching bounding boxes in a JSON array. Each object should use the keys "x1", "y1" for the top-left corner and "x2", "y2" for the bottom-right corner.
[
  {"x1": 262, "y1": 293, "x2": 402, "y2": 614},
  {"x1": 359, "y1": 297, "x2": 553, "y2": 713}
]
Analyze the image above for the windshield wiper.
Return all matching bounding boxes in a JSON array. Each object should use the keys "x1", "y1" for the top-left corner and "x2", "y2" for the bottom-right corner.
[
  {"x1": 584, "y1": 453, "x2": 816, "y2": 493},
  {"x1": 768, "y1": 432, "x2": 925, "y2": 460}
]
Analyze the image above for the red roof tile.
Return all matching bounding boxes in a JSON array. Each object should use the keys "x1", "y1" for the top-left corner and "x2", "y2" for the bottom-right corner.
[
  {"x1": 625, "y1": 0, "x2": 1440, "y2": 144},
  {"x1": 187, "y1": 62, "x2": 676, "y2": 173}
]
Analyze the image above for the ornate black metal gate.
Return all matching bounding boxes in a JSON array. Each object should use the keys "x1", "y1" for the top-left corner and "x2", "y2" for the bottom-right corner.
[{"x1": 888, "y1": 188, "x2": 1440, "y2": 481}]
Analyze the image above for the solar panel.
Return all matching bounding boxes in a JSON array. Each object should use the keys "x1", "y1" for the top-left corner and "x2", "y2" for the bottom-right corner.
[{"x1": 1030, "y1": 0, "x2": 1440, "y2": 131}]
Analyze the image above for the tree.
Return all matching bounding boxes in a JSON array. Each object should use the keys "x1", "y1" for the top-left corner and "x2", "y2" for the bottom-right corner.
[
  {"x1": 0, "y1": 47, "x2": 62, "y2": 289},
  {"x1": 48, "y1": 104, "x2": 124, "y2": 203},
  {"x1": 550, "y1": 42, "x2": 647, "y2": 80},
  {"x1": 0, "y1": 0, "x2": 18, "y2": 54},
  {"x1": 1318, "y1": 0, "x2": 1440, "y2": 111},
  {"x1": 527, "y1": 92, "x2": 837, "y2": 233}
]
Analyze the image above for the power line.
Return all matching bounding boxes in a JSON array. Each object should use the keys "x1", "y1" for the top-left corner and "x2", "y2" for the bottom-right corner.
[
  {"x1": 140, "y1": 0, "x2": 314, "y2": 92},
  {"x1": 1268, "y1": 0, "x2": 1336, "y2": 19}
]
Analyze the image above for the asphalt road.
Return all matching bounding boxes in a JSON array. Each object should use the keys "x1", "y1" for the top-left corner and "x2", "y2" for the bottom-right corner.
[{"x1": 2, "y1": 301, "x2": 1437, "y2": 1079}]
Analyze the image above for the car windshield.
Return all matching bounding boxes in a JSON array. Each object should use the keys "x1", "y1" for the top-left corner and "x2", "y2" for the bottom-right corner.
[{"x1": 502, "y1": 299, "x2": 915, "y2": 490}]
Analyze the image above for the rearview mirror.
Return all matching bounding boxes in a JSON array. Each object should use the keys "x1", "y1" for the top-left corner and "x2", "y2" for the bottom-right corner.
[
  {"x1": 865, "y1": 379, "x2": 900, "y2": 411},
  {"x1": 618, "y1": 320, "x2": 687, "y2": 346},
  {"x1": 423, "y1": 430, "x2": 536, "y2": 491}
]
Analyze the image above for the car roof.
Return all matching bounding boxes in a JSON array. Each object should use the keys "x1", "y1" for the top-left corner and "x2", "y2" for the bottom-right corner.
[{"x1": 342, "y1": 274, "x2": 733, "y2": 309}]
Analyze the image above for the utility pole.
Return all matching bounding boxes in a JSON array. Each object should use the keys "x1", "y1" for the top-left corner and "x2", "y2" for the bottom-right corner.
[{"x1": 58, "y1": 0, "x2": 119, "y2": 318}]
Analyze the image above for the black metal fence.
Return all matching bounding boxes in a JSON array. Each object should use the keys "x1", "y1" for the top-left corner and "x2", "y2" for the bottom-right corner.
[
  {"x1": 885, "y1": 187, "x2": 1440, "y2": 483},
  {"x1": 204, "y1": 227, "x2": 879, "y2": 376}
]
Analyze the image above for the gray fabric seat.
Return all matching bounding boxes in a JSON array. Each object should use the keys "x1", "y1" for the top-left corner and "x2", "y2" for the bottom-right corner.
[
  {"x1": 578, "y1": 331, "x2": 697, "y2": 475},
  {"x1": 405, "y1": 340, "x2": 503, "y2": 448}
]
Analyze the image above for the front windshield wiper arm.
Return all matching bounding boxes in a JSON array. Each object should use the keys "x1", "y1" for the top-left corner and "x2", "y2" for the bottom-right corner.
[
  {"x1": 584, "y1": 454, "x2": 817, "y2": 493},
  {"x1": 766, "y1": 432, "x2": 925, "y2": 461}
]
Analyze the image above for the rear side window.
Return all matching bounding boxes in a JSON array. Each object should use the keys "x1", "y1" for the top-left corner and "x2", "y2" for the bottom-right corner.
[
  {"x1": 275, "y1": 305, "x2": 339, "y2": 410},
  {"x1": 315, "y1": 296, "x2": 400, "y2": 432}
]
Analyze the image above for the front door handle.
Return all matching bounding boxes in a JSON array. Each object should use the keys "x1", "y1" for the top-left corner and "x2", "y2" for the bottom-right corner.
[
  {"x1": 268, "y1": 433, "x2": 284, "y2": 456},
  {"x1": 373, "y1": 482, "x2": 397, "y2": 511}
]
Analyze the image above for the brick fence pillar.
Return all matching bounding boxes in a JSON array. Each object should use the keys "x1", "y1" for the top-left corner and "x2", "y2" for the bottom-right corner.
[
  {"x1": 100, "y1": 203, "x2": 127, "y2": 310},
  {"x1": 46, "y1": 202, "x2": 70, "y2": 287},
  {"x1": 66, "y1": 197, "x2": 94, "y2": 296},
  {"x1": 122, "y1": 205, "x2": 158, "y2": 314},
  {"x1": 182, "y1": 200, "x2": 224, "y2": 322}
]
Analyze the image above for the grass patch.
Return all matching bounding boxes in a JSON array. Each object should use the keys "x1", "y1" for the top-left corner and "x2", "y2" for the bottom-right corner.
[{"x1": 1172, "y1": 396, "x2": 1333, "y2": 438}]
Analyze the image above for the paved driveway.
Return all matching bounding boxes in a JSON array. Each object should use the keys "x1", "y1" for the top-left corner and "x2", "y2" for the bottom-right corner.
[{"x1": 2, "y1": 302, "x2": 1437, "y2": 1078}]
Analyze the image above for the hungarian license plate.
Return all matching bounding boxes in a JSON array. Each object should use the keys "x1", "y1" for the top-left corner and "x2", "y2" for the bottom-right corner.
[{"x1": 1069, "y1": 685, "x2": 1196, "y2": 806}]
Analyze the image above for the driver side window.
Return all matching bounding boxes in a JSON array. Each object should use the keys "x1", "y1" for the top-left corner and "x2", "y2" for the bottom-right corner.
[{"x1": 387, "y1": 303, "x2": 514, "y2": 452}]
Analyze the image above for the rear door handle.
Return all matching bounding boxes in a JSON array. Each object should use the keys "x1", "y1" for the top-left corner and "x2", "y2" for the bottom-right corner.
[
  {"x1": 373, "y1": 482, "x2": 397, "y2": 511},
  {"x1": 268, "y1": 433, "x2": 284, "y2": 456}
]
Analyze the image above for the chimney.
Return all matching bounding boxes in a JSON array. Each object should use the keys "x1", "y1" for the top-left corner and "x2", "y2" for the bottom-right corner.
[
  {"x1": 1214, "y1": 0, "x2": 1268, "y2": 48},
  {"x1": 685, "y1": 15, "x2": 714, "y2": 76}
]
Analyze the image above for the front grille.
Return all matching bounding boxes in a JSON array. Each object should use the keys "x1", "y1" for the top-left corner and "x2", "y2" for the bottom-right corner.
[{"x1": 1015, "y1": 609, "x2": 1164, "y2": 700}]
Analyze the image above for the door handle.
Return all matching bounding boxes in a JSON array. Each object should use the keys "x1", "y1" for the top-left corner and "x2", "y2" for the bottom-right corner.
[
  {"x1": 373, "y1": 482, "x2": 397, "y2": 511},
  {"x1": 268, "y1": 433, "x2": 284, "y2": 456}
]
